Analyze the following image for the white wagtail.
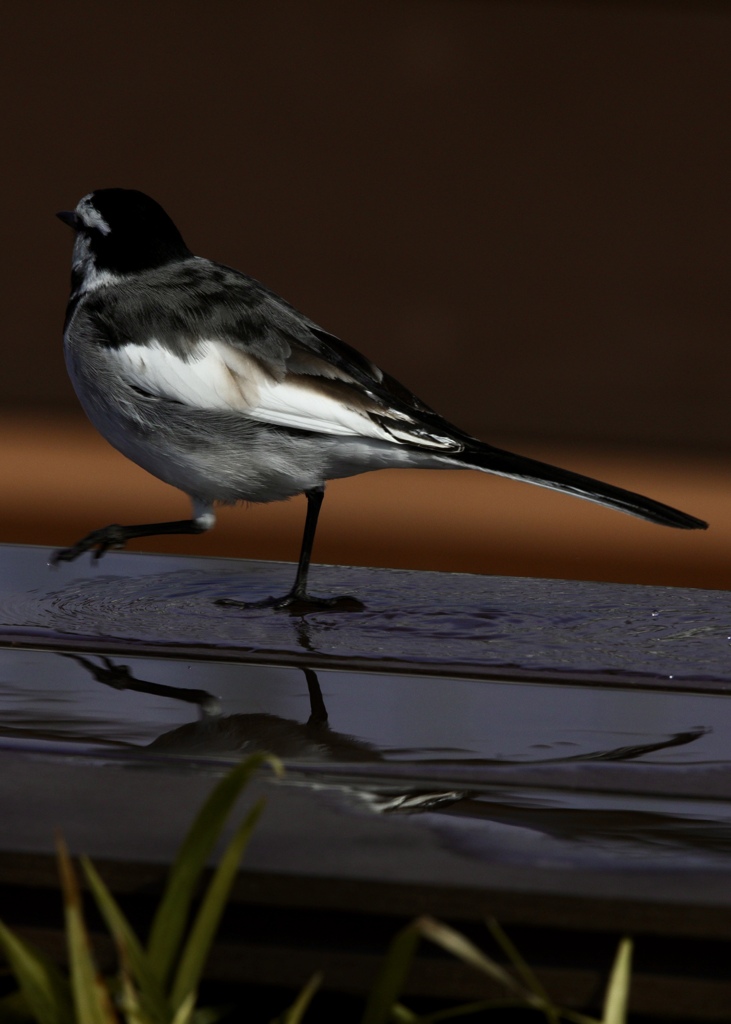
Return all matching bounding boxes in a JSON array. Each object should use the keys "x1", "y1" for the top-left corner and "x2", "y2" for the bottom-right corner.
[{"x1": 53, "y1": 189, "x2": 707, "y2": 610}]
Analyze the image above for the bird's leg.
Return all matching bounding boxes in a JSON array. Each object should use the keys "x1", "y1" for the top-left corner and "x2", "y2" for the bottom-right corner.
[
  {"x1": 281, "y1": 484, "x2": 325, "y2": 604},
  {"x1": 304, "y1": 666, "x2": 329, "y2": 725},
  {"x1": 61, "y1": 654, "x2": 220, "y2": 715},
  {"x1": 218, "y1": 485, "x2": 363, "y2": 612},
  {"x1": 50, "y1": 505, "x2": 215, "y2": 565}
]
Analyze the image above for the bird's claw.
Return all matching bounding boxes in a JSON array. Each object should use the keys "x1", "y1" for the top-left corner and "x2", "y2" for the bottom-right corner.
[
  {"x1": 50, "y1": 525, "x2": 128, "y2": 566},
  {"x1": 273, "y1": 592, "x2": 364, "y2": 613},
  {"x1": 215, "y1": 592, "x2": 364, "y2": 614},
  {"x1": 59, "y1": 653, "x2": 132, "y2": 688}
]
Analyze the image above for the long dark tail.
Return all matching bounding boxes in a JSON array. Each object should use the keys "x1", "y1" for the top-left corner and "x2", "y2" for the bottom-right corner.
[{"x1": 451, "y1": 444, "x2": 707, "y2": 530}]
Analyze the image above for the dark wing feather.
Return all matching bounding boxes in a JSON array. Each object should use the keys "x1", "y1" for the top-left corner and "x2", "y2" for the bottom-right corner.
[{"x1": 79, "y1": 257, "x2": 468, "y2": 450}]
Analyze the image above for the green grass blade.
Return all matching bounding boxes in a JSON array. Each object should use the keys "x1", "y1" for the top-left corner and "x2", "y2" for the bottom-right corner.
[
  {"x1": 117, "y1": 952, "x2": 149, "y2": 1024},
  {"x1": 169, "y1": 799, "x2": 266, "y2": 1011},
  {"x1": 390, "y1": 1003, "x2": 419, "y2": 1024},
  {"x1": 601, "y1": 939, "x2": 632, "y2": 1024},
  {"x1": 485, "y1": 918, "x2": 552, "y2": 1003},
  {"x1": 361, "y1": 922, "x2": 421, "y2": 1024},
  {"x1": 56, "y1": 836, "x2": 118, "y2": 1024},
  {"x1": 271, "y1": 972, "x2": 322, "y2": 1024},
  {"x1": 81, "y1": 856, "x2": 170, "y2": 1023},
  {"x1": 403, "y1": 997, "x2": 549, "y2": 1024},
  {"x1": 190, "y1": 1008, "x2": 229, "y2": 1024},
  {"x1": 415, "y1": 918, "x2": 526, "y2": 998},
  {"x1": 189, "y1": 1009, "x2": 229, "y2": 1024},
  {"x1": 170, "y1": 991, "x2": 196, "y2": 1024},
  {"x1": 485, "y1": 917, "x2": 559, "y2": 1023},
  {"x1": 147, "y1": 753, "x2": 281, "y2": 988},
  {"x1": 0, "y1": 919, "x2": 74, "y2": 1024}
]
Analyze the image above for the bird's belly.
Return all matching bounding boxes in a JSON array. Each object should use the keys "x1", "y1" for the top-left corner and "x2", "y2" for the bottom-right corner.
[
  {"x1": 65, "y1": 341, "x2": 441, "y2": 504},
  {"x1": 88, "y1": 403, "x2": 332, "y2": 504}
]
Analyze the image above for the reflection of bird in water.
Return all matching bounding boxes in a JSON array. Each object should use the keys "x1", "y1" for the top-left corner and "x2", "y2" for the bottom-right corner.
[
  {"x1": 149, "y1": 667, "x2": 385, "y2": 763},
  {"x1": 48, "y1": 654, "x2": 731, "y2": 859},
  {"x1": 433, "y1": 794, "x2": 731, "y2": 857},
  {"x1": 65, "y1": 654, "x2": 465, "y2": 812},
  {"x1": 65, "y1": 655, "x2": 379, "y2": 761},
  {"x1": 62, "y1": 653, "x2": 222, "y2": 714},
  {"x1": 65, "y1": 654, "x2": 706, "y2": 768}
]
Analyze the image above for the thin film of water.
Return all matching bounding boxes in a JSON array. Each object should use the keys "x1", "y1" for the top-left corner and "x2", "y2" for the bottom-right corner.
[
  {"x1": 1, "y1": 645, "x2": 731, "y2": 871},
  {"x1": 1, "y1": 544, "x2": 730, "y2": 679},
  {"x1": 2, "y1": 544, "x2": 731, "y2": 871}
]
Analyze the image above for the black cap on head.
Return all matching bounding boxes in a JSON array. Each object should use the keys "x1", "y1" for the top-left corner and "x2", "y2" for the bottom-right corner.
[{"x1": 68, "y1": 188, "x2": 191, "y2": 274}]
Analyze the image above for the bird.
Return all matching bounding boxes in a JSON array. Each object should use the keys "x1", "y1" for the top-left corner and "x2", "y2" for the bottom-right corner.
[{"x1": 53, "y1": 188, "x2": 707, "y2": 610}]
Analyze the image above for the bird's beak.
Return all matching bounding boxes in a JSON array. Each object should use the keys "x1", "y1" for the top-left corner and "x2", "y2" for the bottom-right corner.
[{"x1": 56, "y1": 210, "x2": 80, "y2": 230}]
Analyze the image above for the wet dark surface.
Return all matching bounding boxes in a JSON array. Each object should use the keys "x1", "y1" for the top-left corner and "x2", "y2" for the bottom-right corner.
[
  {"x1": 1, "y1": 544, "x2": 729, "y2": 680},
  {"x1": 0, "y1": 543, "x2": 730, "y2": 882}
]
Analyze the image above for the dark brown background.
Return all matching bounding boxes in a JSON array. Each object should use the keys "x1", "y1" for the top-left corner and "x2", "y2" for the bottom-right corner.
[{"x1": 1, "y1": 1, "x2": 729, "y2": 587}]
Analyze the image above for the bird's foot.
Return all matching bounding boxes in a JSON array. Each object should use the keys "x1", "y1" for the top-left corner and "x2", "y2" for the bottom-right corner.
[
  {"x1": 215, "y1": 592, "x2": 364, "y2": 614},
  {"x1": 50, "y1": 525, "x2": 129, "y2": 566},
  {"x1": 273, "y1": 591, "x2": 364, "y2": 613},
  {"x1": 62, "y1": 653, "x2": 134, "y2": 688}
]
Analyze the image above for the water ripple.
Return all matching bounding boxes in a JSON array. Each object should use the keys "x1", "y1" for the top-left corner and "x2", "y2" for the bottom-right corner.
[{"x1": 0, "y1": 552, "x2": 728, "y2": 680}]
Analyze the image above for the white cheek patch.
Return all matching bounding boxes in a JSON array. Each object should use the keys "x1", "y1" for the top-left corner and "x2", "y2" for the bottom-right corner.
[
  {"x1": 77, "y1": 196, "x2": 111, "y2": 235},
  {"x1": 112, "y1": 339, "x2": 402, "y2": 443}
]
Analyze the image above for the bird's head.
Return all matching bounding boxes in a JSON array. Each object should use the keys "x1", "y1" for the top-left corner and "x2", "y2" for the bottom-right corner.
[{"x1": 57, "y1": 188, "x2": 191, "y2": 293}]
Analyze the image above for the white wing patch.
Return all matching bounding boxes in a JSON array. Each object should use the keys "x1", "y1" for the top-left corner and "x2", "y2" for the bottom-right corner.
[
  {"x1": 112, "y1": 340, "x2": 265, "y2": 411},
  {"x1": 112, "y1": 339, "x2": 416, "y2": 443}
]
